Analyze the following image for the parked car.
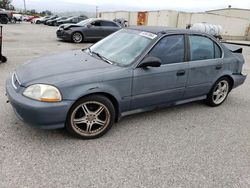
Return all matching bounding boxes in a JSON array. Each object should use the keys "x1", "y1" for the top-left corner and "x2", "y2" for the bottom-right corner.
[
  {"x1": 25, "y1": 15, "x2": 39, "y2": 22},
  {"x1": 33, "y1": 16, "x2": 50, "y2": 24},
  {"x1": 44, "y1": 15, "x2": 58, "y2": 25},
  {"x1": 113, "y1": 18, "x2": 128, "y2": 27},
  {"x1": 6, "y1": 27, "x2": 246, "y2": 139},
  {"x1": 0, "y1": 8, "x2": 13, "y2": 24},
  {"x1": 57, "y1": 15, "x2": 88, "y2": 25},
  {"x1": 47, "y1": 17, "x2": 67, "y2": 26},
  {"x1": 57, "y1": 18, "x2": 122, "y2": 43},
  {"x1": 13, "y1": 13, "x2": 22, "y2": 22}
]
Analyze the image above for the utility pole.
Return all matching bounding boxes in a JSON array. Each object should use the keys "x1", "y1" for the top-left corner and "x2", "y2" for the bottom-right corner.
[
  {"x1": 3, "y1": 0, "x2": 7, "y2": 9},
  {"x1": 23, "y1": 0, "x2": 27, "y2": 12},
  {"x1": 96, "y1": 6, "x2": 98, "y2": 18}
]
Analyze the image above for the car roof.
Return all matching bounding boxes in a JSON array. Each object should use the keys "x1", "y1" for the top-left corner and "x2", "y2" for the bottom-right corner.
[{"x1": 127, "y1": 26, "x2": 205, "y2": 35}]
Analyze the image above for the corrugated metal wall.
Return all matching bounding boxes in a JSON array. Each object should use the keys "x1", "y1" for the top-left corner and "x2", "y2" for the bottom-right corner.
[{"x1": 99, "y1": 10, "x2": 250, "y2": 39}]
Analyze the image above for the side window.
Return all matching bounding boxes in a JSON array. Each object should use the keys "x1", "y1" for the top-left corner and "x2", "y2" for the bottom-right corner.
[
  {"x1": 189, "y1": 35, "x2": 221, "y2": 61},
  {"x1": 72, "y1": 18, "x2": 78, "y2": 22},
  {"x1": 214, "y1": 43, "x2": 222, "y2": 58},
  {"x1": 101, "y1": 21, "x2": 118, "y2": 27},
  {"x1": 149, "y1": 35, "x2": 185, "y2": 64},
  {"x1": 91, "y1": 21, "x2": 101, "y2": 26}
]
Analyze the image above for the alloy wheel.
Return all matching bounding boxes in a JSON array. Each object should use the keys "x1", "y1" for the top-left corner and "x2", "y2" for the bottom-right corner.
[
  {"x1": 212, "y1": 80, "x2": 229, "y2": 105},
  {"x1": 70, "y1": 101, "x2": 110, "y2": 137},
  {"x1": 72, "y1": 32, "x2": 83, "y2": 43}
]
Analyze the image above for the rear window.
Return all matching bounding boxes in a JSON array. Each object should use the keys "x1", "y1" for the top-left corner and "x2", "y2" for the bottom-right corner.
[
  {"x1": 189, "y1": 35, "x2": 222, "y2": 61},
  {"x1": 101, "y1": 21, "x2": 118, "y2": 27}
]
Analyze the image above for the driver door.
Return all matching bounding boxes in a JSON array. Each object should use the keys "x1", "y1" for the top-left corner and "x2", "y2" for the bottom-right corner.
[
  {"x1": 131, "y1": 34, "x2": 189, "y2": 109},
  {"x1": 84, "y1": 20, "x2": 103, "y2": 41}
]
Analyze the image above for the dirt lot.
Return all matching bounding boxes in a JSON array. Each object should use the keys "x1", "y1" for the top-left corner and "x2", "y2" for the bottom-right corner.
[{"x1": 1, "y1": 23, "x2": 250, "y2": 187}]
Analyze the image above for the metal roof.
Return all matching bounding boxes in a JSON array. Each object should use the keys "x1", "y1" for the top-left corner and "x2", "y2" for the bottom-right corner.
[{"x1": 206, "y1": 8, "x2": 250, "y2": 12}]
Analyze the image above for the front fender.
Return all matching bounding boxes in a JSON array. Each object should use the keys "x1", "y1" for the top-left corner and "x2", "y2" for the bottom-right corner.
[{"x1": 60, "y1": 80, "x2": 132, "y2": 113}]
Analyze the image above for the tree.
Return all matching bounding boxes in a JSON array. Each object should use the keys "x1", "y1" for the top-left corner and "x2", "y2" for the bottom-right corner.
[
  {"x1": 41, "y1": 10, "x2": 52, "y2": 15},
  {"x1": 0, "y1": 0, "x2": 14, "y2": 10}
]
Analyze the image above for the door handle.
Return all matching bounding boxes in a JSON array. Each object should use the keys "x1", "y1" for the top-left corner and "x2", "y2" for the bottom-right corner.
[
  {"x1": 176, "y1": 70, "x2": 185, "y2": 76},
  {"x1": 216, "y1": 65, "x2": 222, "y2": 70}
]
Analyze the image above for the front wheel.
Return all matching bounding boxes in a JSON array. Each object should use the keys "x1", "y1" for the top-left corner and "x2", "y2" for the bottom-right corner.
[
  {"x1": 72, "y1": 32, "x2": 83, "y2": 43},
  {"x1": 0, "y1": 16, "x2": 8, "y2": 24},
  {"x1": 66, "y1": 95, "x2": 115, "y2": 139},
  {"x1": 205, "y1": 77, "x2": 230, "y2": 107}
]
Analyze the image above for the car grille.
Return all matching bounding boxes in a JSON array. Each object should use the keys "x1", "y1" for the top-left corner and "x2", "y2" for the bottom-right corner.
[{"x1": 12, "y1": 73, "x2": 21, "y2": 90}]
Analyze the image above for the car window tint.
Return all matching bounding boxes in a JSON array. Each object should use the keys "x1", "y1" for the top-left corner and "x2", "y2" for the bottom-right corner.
[
  {"x1": 92, "y1": 21, "x2": 101, "y2": 26},
  {"x1": 189, "y1": 35, "x2": 216, "y2": 61},
  {"x1": 101, "y1": 21, "x2": 118, "y2": 27},
  {"x1": 214, "y1": 43, "x2": 222, "y2": 58},
  {"x1": 149, "y1": 35, "x2": 185, "y2": 64}
]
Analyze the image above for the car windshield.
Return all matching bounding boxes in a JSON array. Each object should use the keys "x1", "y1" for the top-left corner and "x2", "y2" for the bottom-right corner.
[
  {"x1": 65, "y1": 17, "x2": 75, "y2": 21},
  {"x1": 77, "y1": 19, "x2": 94, "y2": 26},
  {"x1": 89, "y1": 29, "x2": 156, "y2": 66}
]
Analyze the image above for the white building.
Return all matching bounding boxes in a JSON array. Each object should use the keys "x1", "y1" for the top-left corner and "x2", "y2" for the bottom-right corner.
[{"x1": 99, "y1": 8, "x2": 250, "y2": 40}]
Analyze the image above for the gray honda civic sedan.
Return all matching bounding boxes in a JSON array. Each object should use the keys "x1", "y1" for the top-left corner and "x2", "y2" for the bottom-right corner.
[{"x1": 6, "y1": 27, "x2": 246, "y2": 139}]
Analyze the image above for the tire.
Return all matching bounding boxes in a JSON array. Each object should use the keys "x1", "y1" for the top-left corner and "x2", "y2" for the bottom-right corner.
[
  {"x1": 72, "y1": 32, "x2": 83, "y2": 43},
  {"x1": 205, "y1": 77, "x2": 231, "y2": 107},
  {"x1": 12, "y1": 18, "x2": 17, "y2": 24},
  {"x1": 0, "y1": 16, "x2": 8, "y2": 24},
  {"x1": 36, "y1": 20, "x2": 41, "y2": 24},
  {"x1": 66, "y1": 95, "x2": 115, "y2": 139},
  {"x1": 0, "y1": 56, "x2": 7, "y2": 63}
]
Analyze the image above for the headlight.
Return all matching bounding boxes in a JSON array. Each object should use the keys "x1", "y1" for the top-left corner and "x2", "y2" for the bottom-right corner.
[{"x1": 23, "y1": 84, "x2": 62, "y2": 102}]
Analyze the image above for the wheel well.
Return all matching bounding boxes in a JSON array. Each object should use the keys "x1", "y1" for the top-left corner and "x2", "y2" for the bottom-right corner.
[{"x1": 77, "y1": 92, "x2": 120, "y2": 122}]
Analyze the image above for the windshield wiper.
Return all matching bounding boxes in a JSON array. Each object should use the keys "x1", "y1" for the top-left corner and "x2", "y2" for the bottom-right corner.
[
  {"x1": 91, "y1": 51, "x2": 113, "y2": 65},
  {"x1": 84, "y1": 47, "x2": 114, "y2": 65}
]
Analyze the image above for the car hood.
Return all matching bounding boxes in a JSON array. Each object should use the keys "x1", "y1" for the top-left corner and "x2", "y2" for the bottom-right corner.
[
  {"x1": 59, "y1": 23, "x2": 82, "y2": 29},
  {"x1": 15, "y1": 50, "x2": 119, "y2": 87}
]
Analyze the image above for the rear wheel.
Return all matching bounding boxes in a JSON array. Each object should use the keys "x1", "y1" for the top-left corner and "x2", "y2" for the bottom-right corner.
[
  {"x1": 205, "y1": 77, "x2": 230, "y2": 107},
  {"x1": 66, "y1": 95, "x2": 115, "y2": 139},
  {"x1": 36, "y1": 20, "x2": 41, "y2": 24},
  {"x1": 0, "y1": 56, "x2": 7, "y2": 63},
  {"x1": 72, "y1": 32, "x2": 83, "y2": 43},
  {"x1": 0, "y1": 16, "x2": 8, "y2": 24}
]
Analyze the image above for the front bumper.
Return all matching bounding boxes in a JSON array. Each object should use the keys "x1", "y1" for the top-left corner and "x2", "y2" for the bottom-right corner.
[
  {"x1": 6, "y1": 78, "x2": 74, "y2": 129},
  {"x1": 56, "y1": 30, "x2": 71, "y2": 41},
  {"x1": 232, "y1": 73, "x2": 247, "y2": 89}
]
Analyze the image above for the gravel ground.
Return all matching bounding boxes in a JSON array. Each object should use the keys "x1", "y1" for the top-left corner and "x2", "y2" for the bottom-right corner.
[{"x1": 0, "y1": 23, "x2": 250, "y2": 188}]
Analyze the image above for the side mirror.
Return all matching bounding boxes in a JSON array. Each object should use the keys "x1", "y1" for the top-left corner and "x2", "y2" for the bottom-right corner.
[
  {"x1": 138, "y1": 56, "x2": 162, "y2": 68},
  {"x1": 87, "y1": 24, "x2": 92, "y2": 28}
]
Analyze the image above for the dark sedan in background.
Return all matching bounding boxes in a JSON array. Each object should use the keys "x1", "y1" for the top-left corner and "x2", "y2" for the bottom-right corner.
[
  {"x1": 43, "y1": 15, "x2": 58, "y2": 24},
  {"x1": 57, "y1": 18, "x2": 122, "y2": 43},
  {"x1": 47, "y1": 17, "x2": 67, "y2": 26},
  {"x1": 57, "y1": 15, "x2": 88, "y2": 26}
]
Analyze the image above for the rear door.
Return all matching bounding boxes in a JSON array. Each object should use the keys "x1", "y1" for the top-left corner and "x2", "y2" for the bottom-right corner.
[
  {"x1": 184, "y1": 35, "x2": 223, "y2": 98},
  {"x1": 131, "y1": 34, "x2": 189, "y2": 109},
  {"x1": 100, "y1": 21, "x2": 120, "y2": 38}
]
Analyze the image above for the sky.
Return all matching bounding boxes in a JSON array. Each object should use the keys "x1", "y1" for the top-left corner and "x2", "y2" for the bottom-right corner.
[{"x1": 12, "y1": 0, "x2": 250, "y2": 13}]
